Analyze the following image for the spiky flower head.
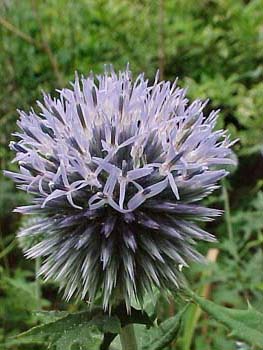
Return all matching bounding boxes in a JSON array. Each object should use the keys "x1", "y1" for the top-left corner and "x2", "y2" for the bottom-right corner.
[{"x1": 5, "y1": 67, "x2": 236, "y2": 310}]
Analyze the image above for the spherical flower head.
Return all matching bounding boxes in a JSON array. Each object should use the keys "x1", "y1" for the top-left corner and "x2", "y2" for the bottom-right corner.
[{"x1": 5, "y1": 67, "x2": 237, "y2": 310}]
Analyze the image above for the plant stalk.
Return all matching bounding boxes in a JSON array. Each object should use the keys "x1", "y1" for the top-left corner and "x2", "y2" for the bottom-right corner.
[
  {"x1": 222, "y1": 181, "x2": 233, "y2": 241},
  {"x1": 222, "y1": 180, "x2": 239, "y2": 262},
  {"x1": 35, "y1": 257, "x2": 41, "y2": 303},
  {"x1": 120, "y1": 324, "x2": 138, "y2": 350}
]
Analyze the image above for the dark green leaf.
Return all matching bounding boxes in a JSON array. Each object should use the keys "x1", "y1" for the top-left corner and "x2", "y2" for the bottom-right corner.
[
  {"x1": 141, "y1": 305, "x2": 188, "y2": 350},
  {"x1": 15, "y1": 309, "x2": 121, "y2": 350},
  {"x1": 190, "y1": 291, "x2": 263, "y2": 348},
  {"x1": 114, "y1": 303, "x2": 153, "y2": 328}
]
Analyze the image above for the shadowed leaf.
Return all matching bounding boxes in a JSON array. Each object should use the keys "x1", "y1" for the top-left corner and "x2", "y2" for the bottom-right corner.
[
  {"x1": 141, "y1": 305, "x2": 188, "y2": 350},
  {"x1": 15, "y1": 308, "x2": 121, "y2": 350}
]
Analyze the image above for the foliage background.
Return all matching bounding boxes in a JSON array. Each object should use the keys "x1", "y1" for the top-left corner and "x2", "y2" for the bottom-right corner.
[{"x1": 0, "y1": 0, "x2": 262, "y2": 349}]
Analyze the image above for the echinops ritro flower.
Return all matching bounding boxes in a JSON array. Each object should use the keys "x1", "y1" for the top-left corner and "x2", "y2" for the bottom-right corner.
[{"x1": 5, "y1": 67, "x2": 236, "y2": 310}]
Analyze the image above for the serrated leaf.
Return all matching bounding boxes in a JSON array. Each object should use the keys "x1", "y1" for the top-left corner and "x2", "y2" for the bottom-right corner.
[
  {"x1": 141, "y1": 305, "x2": 188, "y2": 350},
  {"x1": 100, "y1": 304, "x2": 154, "y2": 350},
  {"x1": 190, "y1": 291, "x2": 263, "y2": 348},
  {"x1": 15, "y1": 308, "x2": 121, "y2": 350},
  {"x1": 32, "y1": 310, "x2": 69, "y2": 324},
  {"x1": 114, "y1": 303, "x2": 153, "y2": 328},
  {"x1": 90, "y1": 314, "x2": 121, "y2": 334},
  {"x1": 53, "y1": 324, "x2": 101, "y2": 350}
]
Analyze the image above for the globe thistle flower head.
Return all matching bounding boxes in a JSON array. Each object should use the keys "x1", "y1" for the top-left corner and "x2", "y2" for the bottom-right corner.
[{"x1": 5, "y1": 67, "x2": 236, "y2": 310}]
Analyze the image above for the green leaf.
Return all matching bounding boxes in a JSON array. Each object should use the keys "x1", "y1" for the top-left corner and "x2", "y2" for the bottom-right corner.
[
  {"x1": 182, "y1": 302, "x2": 202, "y2": 350},
  {"x1": 114, "y1": 303, "x2": 153, "y2": 328},
  {"x1": 100, "y1": 304, "x2": 153, "y2": 350},
  {"x1": 190, "y1": 291, "x2": 263, "y2": 348},
  {"x1": 32, "y1": 310, "x2": 69, "y2": 324},
  {"x1": 91, "y1": 313, "x2": 121, "y2": 334},
  {"x1": 15, "y1": 309, "x2": 121, "y2": 350},
  {"x1": 141, "y1": 305, "x2": 188, "y2": 350}
]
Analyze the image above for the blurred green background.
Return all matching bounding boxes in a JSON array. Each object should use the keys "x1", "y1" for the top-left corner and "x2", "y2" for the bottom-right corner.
[{"x1": 0, "y1": 0, "x2": 263, "y2": 349}]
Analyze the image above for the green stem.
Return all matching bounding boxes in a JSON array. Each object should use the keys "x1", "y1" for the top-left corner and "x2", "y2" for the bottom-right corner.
[
  {"x1": 35, "y1": 257, "x2": 41, "y2": 303},
  {"x1": 120, "y1": 324, "x2": 138, "y2": 350},
  {"x1": 0, "y1": 239, "x2": 16, "y2": 260},
  {"x1": 222, "y1": 181, "x2": 233, "y2": 241},
  {"x1": 0, "y1": 232, "x2": 10, "y2": 276},
  {"x1": 222, "y1": 180, "x2": 238, "y2": 262}
]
